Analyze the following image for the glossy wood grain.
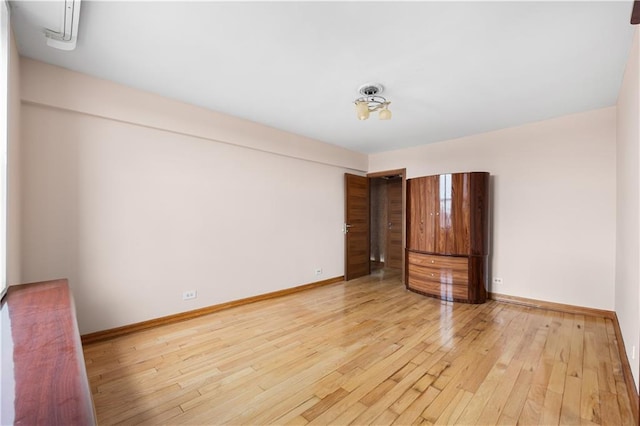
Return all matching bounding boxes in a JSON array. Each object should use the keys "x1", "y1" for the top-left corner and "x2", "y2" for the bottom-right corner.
[
  {"x1": 83, "y1": 271, "x2": 635, "y2": 425},
  {"x1": 406, "y1": 177, "x2": 426, "y2": 252},
  {"x1": 407, "y1": 172, "x2": 488, "y2": 257},
  {"x1": 406, "y1": 172, "x2": 490, "y2": 303},
  {"x1": 1, "y1": 279, "x2": 96, "y2": 425},
  {"x1": 424, "y1": 175, "x2": 439, "y2": 253},
  {"x1": 408, "y1": 265, "x2": 468, "y2": 287},
  {"x1": 345, "y1": 173, "x2": 370, "y2": 280},
  {"x1": 407, "y1": 252, "x2": 469, "y2": 301},
  {"x1": 448, "y1": 173, "x2": 471, "y2": 255},
  {"x1": 407, "y1": 273, "x2": 468, "y2": 300},
  {"x1": 407, "y1": 251, "x2": 467, "y2": 270},
  {"x1": 469, "y1": 171, "x2": 490, "y2": 256},
  {"x1": 467, "y1": 255, "x2": 488, "y2": 303}
]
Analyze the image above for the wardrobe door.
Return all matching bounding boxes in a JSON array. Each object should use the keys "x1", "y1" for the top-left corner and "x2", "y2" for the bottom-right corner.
[
  {"x1": 449, "y1": 173, "x2": 471, "y2": 255},
  {"x1": 470, "y1": 172, "x2": 490, "y2": 256},
  {"x1": 407, "y1": 178, "x2": 425, "y2": 251},
  {"x1": 434, "y1": 174, "x2": 452, "y2": 254},
  {"x1": 423, "y1": 175, "x2": 439, "y2": 253}
]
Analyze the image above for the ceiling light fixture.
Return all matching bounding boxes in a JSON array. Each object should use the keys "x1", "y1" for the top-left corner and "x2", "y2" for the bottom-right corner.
[{"x1": 354, "y1": 83, "x2": 392, "y2": 121}]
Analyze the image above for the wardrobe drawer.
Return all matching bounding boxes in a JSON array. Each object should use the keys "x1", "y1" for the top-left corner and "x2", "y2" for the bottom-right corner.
[
  {"x1": 407, "y1": 253, "x2": 469, "y2": 284},
  {"x1": 408, "y1": 265, "x2": 469, "y2": 286},
  {"x1": 407, "y1": 252, "x2": 468, "y2": 271},
  {"x1": 407, "y1": 270, "x2": 468, "y2": 300},
  {"x1": 407, "y1": 251, "x2": 470, "y2": 301}
]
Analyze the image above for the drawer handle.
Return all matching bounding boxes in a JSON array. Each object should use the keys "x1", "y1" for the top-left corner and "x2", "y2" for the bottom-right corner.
[
  {"x1": 430, "y1": 273, "x2": 435, "y2": 277},
  {"x1": 430, "y1": 260, "x2": 435, "y2": 264}
]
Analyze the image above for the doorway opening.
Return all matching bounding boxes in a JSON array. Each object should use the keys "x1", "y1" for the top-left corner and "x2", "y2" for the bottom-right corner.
[{"x1": 369, "y1": 175, "x2": 403, "y2": 273}]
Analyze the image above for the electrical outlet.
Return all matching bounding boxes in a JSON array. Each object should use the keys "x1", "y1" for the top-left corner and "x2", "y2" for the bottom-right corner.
[
  {"x1": 315, "y1": 268, "x2": 323, "y2": 276},
  {"x1": 182, "y1": 290, "x2": 197, "y2": 300},
  {"x1": 493, "y1": 277, "x2": 503, "y2": 285}
]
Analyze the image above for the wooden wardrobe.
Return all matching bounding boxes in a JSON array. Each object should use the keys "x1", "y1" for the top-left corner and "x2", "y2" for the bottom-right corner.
[{"x1": 406, "y1": 172, "x2": 490, "y2": 303}]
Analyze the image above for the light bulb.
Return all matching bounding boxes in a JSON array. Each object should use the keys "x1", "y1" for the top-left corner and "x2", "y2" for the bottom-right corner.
[
  {"x1": 356, "y1": 101, "x2": 370, "y2": 120},
  {"x1": 379, "y1": 107, "x2": 392, "y2": 120}
]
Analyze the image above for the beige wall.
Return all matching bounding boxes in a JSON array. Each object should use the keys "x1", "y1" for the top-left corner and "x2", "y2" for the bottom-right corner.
[
  {"x1": 7, "y1": 29, "x2": 20, "y2": 285},
  {"x1": 616, "y1": 27, "x2": 639, "y2": 391},
  {"x1": 370, "y1": 107, "x2": 617, "y2": 311},
  {"x1": 20, "y1": 60, "x2": 366, "y2": 334},
  {"x1": 20, "y1": 59, "x2": 366, "y2": 172}
]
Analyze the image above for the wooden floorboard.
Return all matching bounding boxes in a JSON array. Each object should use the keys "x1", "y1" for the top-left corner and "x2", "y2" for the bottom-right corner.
[{"x1": 83, "y1": 270, "x2": 636, "y2": 425}]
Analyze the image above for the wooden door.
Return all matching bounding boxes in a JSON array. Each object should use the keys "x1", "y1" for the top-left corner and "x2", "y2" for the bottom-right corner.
[
  {"x1": 385, "y1": 178, "x2": 403, "y2": 269},
  {"x1": 345, "y1": 174, "x2": 370, "y2": 280}
]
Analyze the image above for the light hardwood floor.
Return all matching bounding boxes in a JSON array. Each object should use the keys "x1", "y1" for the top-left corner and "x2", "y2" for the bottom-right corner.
[{"x1": 83, "y1": 270, "x2": 635, "y2": 425}]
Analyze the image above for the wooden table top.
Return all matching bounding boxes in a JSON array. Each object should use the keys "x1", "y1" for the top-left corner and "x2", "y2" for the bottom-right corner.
[{"x1": 1, "y1": 279, "x2": 96, "y2": 425}]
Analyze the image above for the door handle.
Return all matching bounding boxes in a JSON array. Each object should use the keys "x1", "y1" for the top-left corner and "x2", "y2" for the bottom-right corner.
[{"x1": 344, "y1": 223, "x2": 353, "y2": 234}]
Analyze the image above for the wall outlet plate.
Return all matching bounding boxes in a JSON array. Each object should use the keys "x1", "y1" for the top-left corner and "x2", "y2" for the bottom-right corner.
[
  {"x1": 183, "y1": 290, "x2": 197, "y2": 300},
  {"x1": 315, "y1": 268, "x2": 323, "y2": 276},
  {"x1": 493, "y1": 277, "x2": 503, "y2": 285}
]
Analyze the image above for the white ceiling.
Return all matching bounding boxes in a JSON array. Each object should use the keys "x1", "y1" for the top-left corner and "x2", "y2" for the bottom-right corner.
[{"x1": 9, "y1": 1, "x2": 637, "y2": 154}]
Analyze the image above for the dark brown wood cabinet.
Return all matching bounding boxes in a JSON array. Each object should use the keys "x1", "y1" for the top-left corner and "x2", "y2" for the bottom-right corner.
[{"x1": 406, "y1": 172, "x2": 489, "y2": 303}]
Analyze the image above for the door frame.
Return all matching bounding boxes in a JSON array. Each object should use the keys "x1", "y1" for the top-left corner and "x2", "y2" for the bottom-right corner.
[{"x1": 367, "y1": 168, "x2": 406, "y2": 284}]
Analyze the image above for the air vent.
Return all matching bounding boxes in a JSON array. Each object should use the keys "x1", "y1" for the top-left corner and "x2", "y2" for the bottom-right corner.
[{"x1": 44, "y1": 0, "x2": 82, "y2": 51}]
